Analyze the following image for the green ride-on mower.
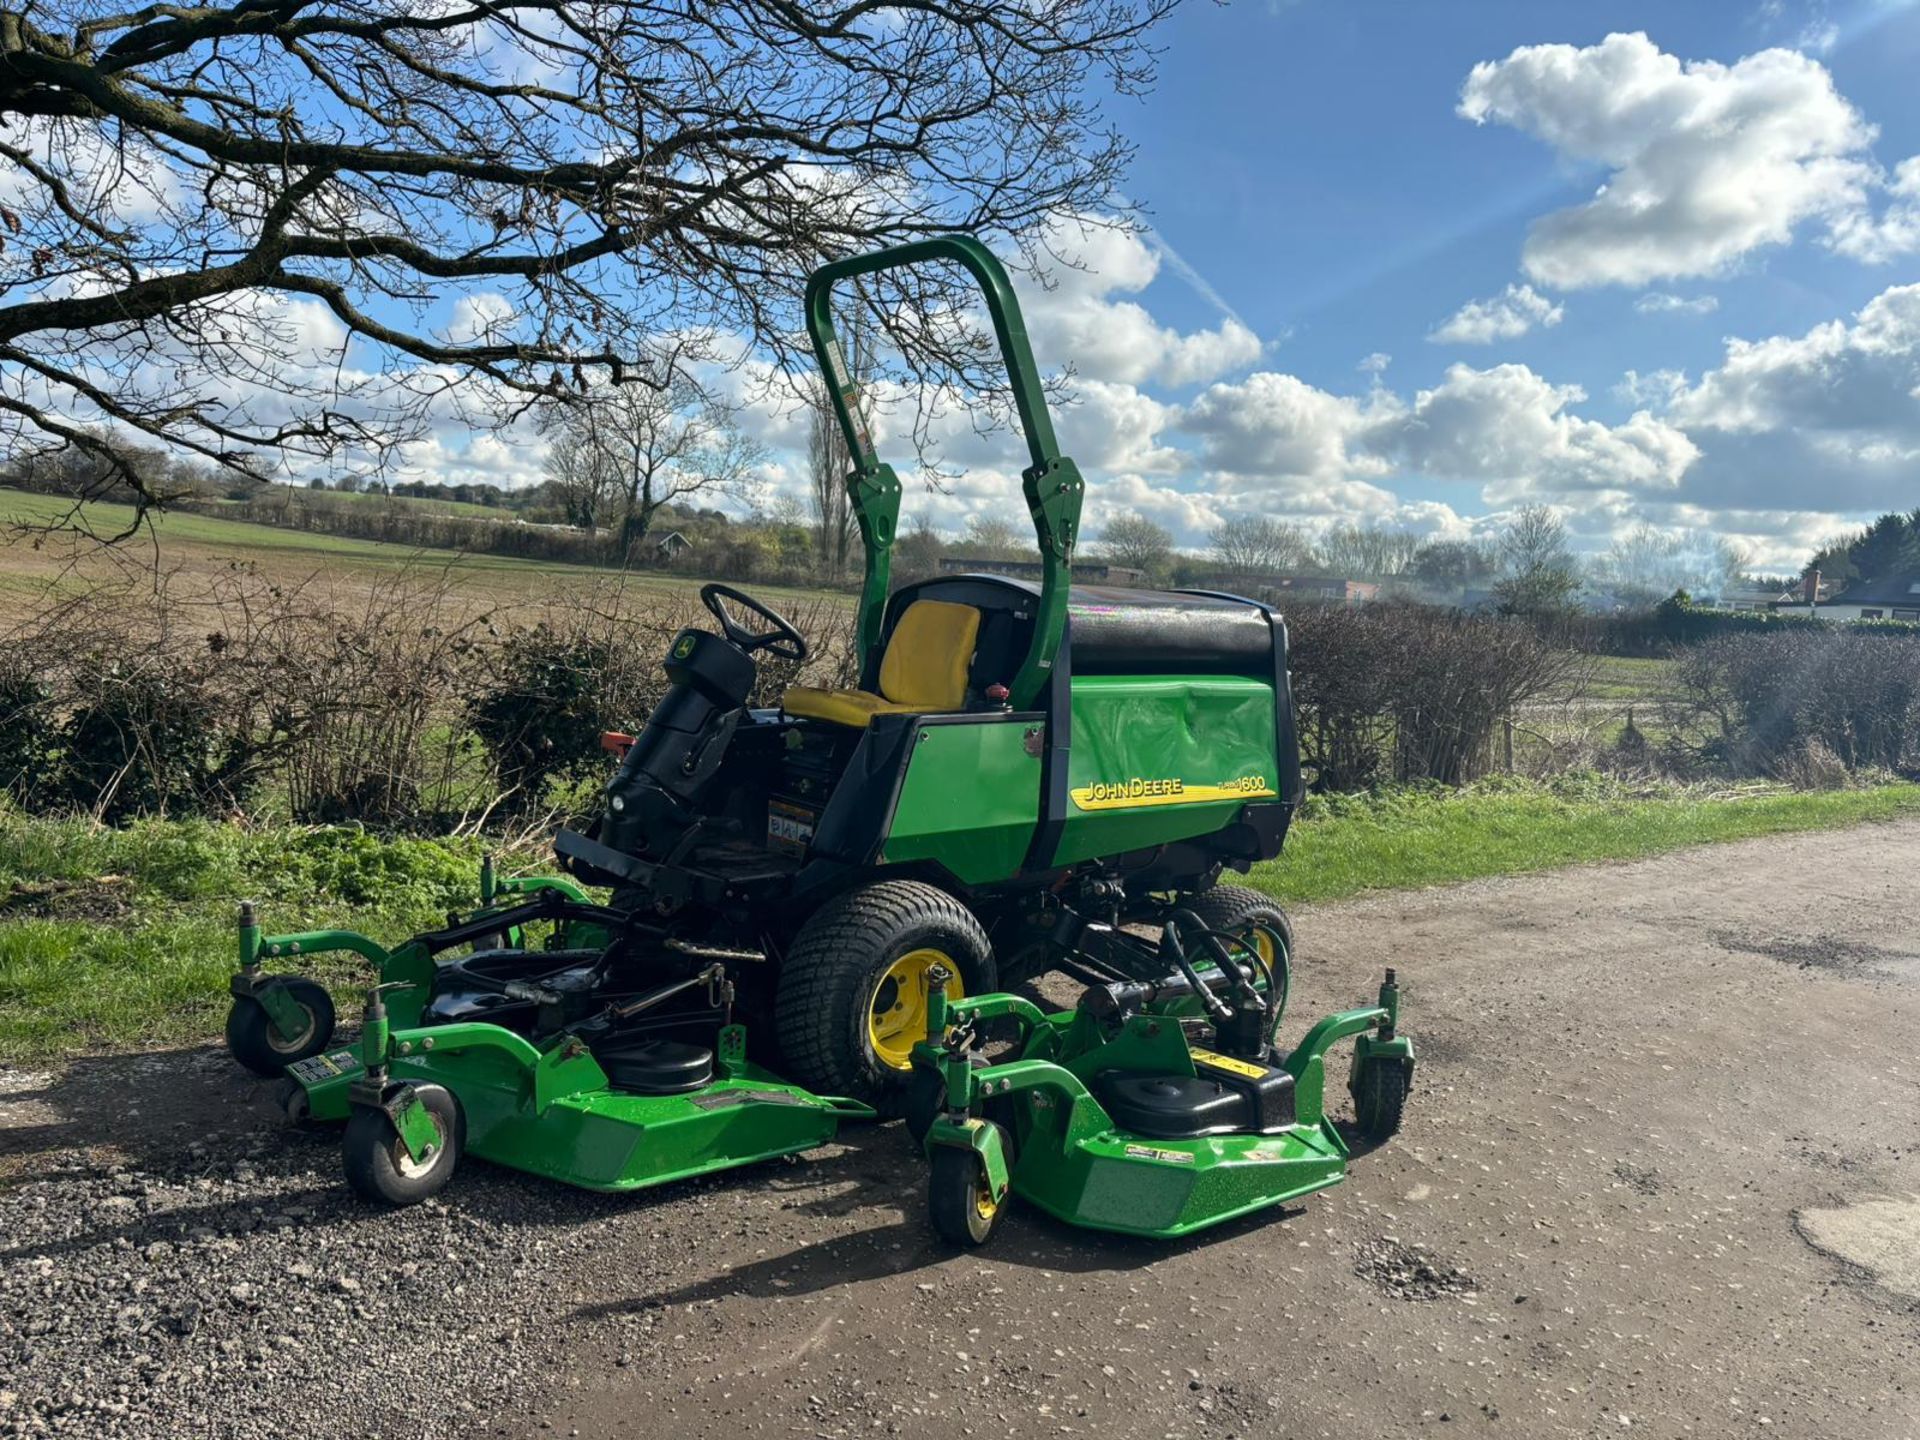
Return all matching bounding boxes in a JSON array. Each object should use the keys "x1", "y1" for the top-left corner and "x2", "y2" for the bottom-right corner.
[
  {"x1": 908, "y1": 913, "x2": 1414, "y2": 1246},
  {"x1": 227, "y1": 234, "x2": 1318, "y2": 1204}
]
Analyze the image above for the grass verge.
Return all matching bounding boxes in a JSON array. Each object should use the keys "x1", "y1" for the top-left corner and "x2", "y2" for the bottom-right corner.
[
  {"x1": 1249, "y1": 775, "x2": 1920, "y2": 905},
  {"x1": 3, "y1": 777, "x2": 1917, "y2": 1060}
]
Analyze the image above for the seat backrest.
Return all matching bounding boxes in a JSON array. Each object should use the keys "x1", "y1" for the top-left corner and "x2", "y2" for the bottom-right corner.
[{"x1": 878, "y1": 600, "x2": 982, "y2": 709}]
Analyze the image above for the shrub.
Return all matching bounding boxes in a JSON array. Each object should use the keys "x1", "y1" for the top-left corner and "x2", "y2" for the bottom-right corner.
[
  {"x1": 1289, "y1": 604, "x2": 1576, "y2": 789},
  {"x1": 0, "y1": 658, "x2": 55, "y2": 806},
  {"x1": 1674, "y1": 630, "x2": 1920, "y2": 778}
]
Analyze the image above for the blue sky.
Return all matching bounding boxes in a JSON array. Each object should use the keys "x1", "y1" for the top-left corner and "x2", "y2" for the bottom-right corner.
[
  {"x1": 318, "y1": 0, "x2": 1920, "y2": 571},
  {"x1": 872, "y1": 0, "x2": 1919, "y2": 568}
]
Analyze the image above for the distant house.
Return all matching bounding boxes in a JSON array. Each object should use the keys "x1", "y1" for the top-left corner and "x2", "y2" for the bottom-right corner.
[
  {"x1": 1192, "y1": 574, "x2": 1380, "y2": 606},
  {"x1": 1812, "y1": 573, "x2": 1920, "y2": 622},
  {"x1": 938, "y1": 557, "x2": 1146, "y2": 586},
  {"x1": 1717, "y1": 585, "x2": 1797, "y2": 613},
  {"x1": 654, "y1": 530, "x2": 694, "y2": 563}
]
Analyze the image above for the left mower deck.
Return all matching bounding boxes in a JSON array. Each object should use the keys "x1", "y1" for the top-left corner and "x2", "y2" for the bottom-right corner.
[{"x1": 227, "y1": 862, "x2": 873, "y2": 1206}]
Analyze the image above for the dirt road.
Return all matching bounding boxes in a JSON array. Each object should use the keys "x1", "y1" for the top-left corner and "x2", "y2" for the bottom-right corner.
[{"x1": 5, "y1": 821, "x2": 1918, "y2": 1439}]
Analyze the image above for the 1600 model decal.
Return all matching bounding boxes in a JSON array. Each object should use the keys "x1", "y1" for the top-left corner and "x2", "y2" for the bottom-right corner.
[{"x1": 1068, "y1": 775, "x2": 1276, "y2": 811}]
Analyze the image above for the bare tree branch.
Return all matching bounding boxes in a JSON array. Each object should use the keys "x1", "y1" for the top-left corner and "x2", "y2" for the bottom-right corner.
[{"x1": 0, "y1": 0, "x2": 1177, "y2": 511}]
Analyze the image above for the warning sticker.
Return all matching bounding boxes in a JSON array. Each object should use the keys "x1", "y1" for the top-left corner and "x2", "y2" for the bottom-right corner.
[
  {"x1": 1189, "y1": 1047, "x2": 1271, "y2": 1082},
  {"x1": 1123, "y1": 1143, "x2": 1196, "y2": 1165}
]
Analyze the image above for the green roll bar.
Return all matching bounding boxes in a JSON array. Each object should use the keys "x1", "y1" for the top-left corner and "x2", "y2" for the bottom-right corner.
[{"x1": 804, "y1": 235, "x2": 1086, "y2": 709}]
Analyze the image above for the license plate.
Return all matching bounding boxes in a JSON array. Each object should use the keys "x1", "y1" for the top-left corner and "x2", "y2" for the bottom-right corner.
[{"x1": 767, "y1": 799, "x2": 817, "y2": 857}]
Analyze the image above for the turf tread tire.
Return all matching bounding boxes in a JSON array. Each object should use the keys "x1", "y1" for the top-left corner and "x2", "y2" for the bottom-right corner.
[
  {"x1": 1352, "y1": 1058, "x2": 1410, "y2": 1143},
  {"x1": 1182, "y1": 885, "x2": 1295, "y2": 958},
  {"x1": 776, "y1": 881, "x2": 994, "y2": 1117}
]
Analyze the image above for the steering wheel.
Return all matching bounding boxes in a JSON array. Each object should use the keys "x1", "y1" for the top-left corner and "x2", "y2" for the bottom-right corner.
[{"x1": 700, "y1": 583, "x2": 809, "y2": 662}]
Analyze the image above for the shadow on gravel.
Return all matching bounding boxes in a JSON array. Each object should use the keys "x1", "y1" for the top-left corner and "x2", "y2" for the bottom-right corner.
[{"x1": 571, "y1": 1189, "x2": 1313, "y2": 1323}]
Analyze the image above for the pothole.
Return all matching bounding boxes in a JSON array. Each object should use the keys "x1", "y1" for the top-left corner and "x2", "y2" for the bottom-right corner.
[
  {"x1": 1352, "y1": 1236, "x2": 1478, "y2": 1301},
  {"x1": 1796, "y1": 1193, "x2": 1920, "y2": 1301}
]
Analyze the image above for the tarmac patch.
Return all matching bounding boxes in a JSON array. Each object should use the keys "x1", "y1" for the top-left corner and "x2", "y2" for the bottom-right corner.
[
  {"x1": 1352, "y1": 1236, "x2": 1478, "y2": 1302},
  {"x1": 1796, "y1": 1194, "x2": 1920, "y2": 1300},
  {"x1": 1712, "y1": 929, "x2": 1919, "y2": 978}
]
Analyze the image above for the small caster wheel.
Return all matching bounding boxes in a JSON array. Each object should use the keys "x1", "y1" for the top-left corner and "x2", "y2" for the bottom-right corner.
[
  {"x1": 276, "y1": 1078, "x2": 328, "y2": 1131},
  {"x1": 343, "y1": 1084, "x2": 462, "y2": 1206},
  {"x1": 928, "y1": 1126, "x2": 1006, "y2": 1249},
  {"x1": 225, "y1": 978, "x2": 336, "y2": 1077},
  {"x1": 1352, "y1": 1058, "x2": 1411, "y2": 1143}
]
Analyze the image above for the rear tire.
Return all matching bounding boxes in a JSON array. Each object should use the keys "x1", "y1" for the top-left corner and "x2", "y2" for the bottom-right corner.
[
  {"x1": 776, "y1": 881, "x2": 994, "y2": 1117},
  {"x1": 1352, "y1": 1058, "x2": 1410, "y2": 1143},
  {"x1": 225, "y1": 979, "x2": 336, "y2": 1077},
  {"x1": 342, "y1": 1084, "x2": 463, "y2": 1206},
  {"x1": 928, "y1": 1131, "x2": 1006, "y2": 1248},
  {"x1": 1183, "y1": 884, "x2": 1295, "y2": 959}
]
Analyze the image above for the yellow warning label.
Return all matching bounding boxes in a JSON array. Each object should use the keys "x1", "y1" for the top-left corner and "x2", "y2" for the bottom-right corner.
[
  {"x1": 1189, "y1": 1047, "x2": 1272, "y2": 1081},
  {"x1": 1068, "y1": 776, "x2": 1276, "y2": 811}
]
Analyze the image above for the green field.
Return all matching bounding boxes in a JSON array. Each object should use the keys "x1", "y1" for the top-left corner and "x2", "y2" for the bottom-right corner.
[
  {"x1": 5, "y1": 777, "x2": 1917, "y2": 1060},
  {"x1": 0, "y1": 487, "x2": 844, "y2": 611}
]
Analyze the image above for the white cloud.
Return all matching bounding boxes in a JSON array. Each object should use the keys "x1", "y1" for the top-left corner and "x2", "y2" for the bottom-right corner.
[
  {"x1": 1381, "y1": 363, "x2": 1699, "y2": 504},
  {"x1": 1459, "y1": 31, "x2": 1877, "y2": 287},
  {"x1": 1180, "y1": 359, "x2": 1696, "y2": 517},
  {"x1": 1659, "y1": 281, "x2": 1920, "y2": 513},
  {"x1": 1827, "y1": 155, "x2": 1920, "y2": 263},
  {"x1": 1429, "y1": 283, "x2": 1565, "y2": 344},
  {"x1": 1025, "y1": 218, "x2": 1266, "y2": 389},
  {"x1": 1634, "y1": 292, "x2": 1720, "y2": 315},
  {"x1": 1182, "y1": 371, "x2": 1393, "y2": 490},
  {"x1": 1357, "y1": 352, "x2": 1392, "y2": 376}
]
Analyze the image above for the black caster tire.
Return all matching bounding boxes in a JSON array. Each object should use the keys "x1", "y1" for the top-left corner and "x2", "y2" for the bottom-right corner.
[
  {"x1": 276, "y1": 1078, "x2": 332, "y2": 1131},
  {"x1": 776, "y1": 881, "x2": 994, "y2": 1118},
  {"x1": 225, "y1": 979, "x2": 336, "y2": 1077},
  {"x1": 1352, "y1": 1058, "x2": 1411, "y2": 1143},
  {"x1": 342, "y1": 1084, "x2": 463, "y2": 1206},
  {"x1": 928, "y1": 1127, "x2": 1006, "y2": 1248}
]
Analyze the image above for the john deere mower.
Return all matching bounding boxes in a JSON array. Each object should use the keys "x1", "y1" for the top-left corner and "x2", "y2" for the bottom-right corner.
[
  {"x1": 228, "y1": 236, "x2": 1307, "y2": 1193},
  {"x1": 908, "y1": 913, "x2": 1413, "y2": 1246}
]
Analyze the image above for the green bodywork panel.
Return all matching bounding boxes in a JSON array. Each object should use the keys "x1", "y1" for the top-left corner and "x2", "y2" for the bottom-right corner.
[
  {"x1": 292, "y1": 1021, "x2": 873, "y2": 1192},
  {"x1": 921, "y1": 987, "x2": 1408, "y2": 1240},
  {"x1": 1052, "y1": 674, "x2": 1279, "y2": 867},
  {"x1": 882, "y1": 719, "x2": 1042, "y2": 883}
]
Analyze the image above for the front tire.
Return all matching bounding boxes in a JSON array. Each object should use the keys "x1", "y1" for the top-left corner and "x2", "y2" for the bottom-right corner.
[
  {"x1": 1351, "y1": 1058, "x2": 1411, "y2": 1143},
  {"x1": 225, "y1": 978, "x2": 336, "y2": 1077},
  {"x1": 928, "y1": 1131, "x2": 1006, "y2": 1248},
  {"x1": 342, "y1": 1084, "x2": 463, "y2": 1206},
  {"x1": 776, "y1": 881, "x2": 994, "y2": 1117}
]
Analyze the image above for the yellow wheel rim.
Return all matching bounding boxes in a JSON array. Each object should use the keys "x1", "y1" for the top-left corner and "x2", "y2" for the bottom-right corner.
[
  {"x1": 867, "y1": 947, "x2": 963, "y2": 1072},
  {"x1": 973, "y1": 1176, "x2": 999, "y2": 1221}
]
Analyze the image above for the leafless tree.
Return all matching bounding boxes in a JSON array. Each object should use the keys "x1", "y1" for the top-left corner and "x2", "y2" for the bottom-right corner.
[
  {"x1": 0, "y1": 0, "x2": 1177, "y2": 515},
  {"x1": 540, "y1": 414, "x2": 620, "y2": 532},
  {"x1": 547, "y1": 378, "x2": 763, "y2": 561},
  {"x1": 1317, "y1": 523, "x2": 1423, "y2": 579},
  {"x1": 1096, "y1": 511, "x2": 1173, "y2": 580},
  {"x1": 961, "y1": 514, "x2": 1027, "y2": 558},
  {"x1": 1208, "y1": 515, "x2": 1313, "y2": 575}
]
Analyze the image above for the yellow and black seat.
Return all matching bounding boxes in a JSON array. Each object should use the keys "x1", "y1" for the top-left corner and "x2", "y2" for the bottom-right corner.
[{"x1": 782, "y1": 599, "x2": 982, "y2": 728}]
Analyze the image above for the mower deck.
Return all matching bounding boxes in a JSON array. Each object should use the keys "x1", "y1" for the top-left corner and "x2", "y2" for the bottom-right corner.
[{"x1": 287, "y1": 1022, "x2": 867, "y2": 1193}]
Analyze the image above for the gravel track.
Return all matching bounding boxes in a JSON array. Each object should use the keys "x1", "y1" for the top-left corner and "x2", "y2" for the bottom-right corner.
[{"x1": 6, "y1": 818, "x2": 1920, "y2": 1439}]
